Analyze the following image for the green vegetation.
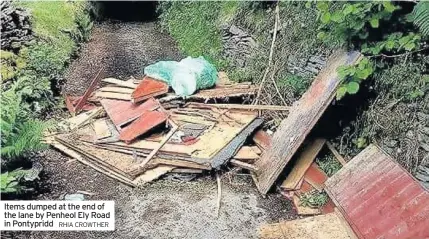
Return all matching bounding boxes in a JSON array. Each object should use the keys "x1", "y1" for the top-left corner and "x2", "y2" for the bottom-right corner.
[
  {"x1": 0, "y1": 169, "x2": 35, "y2": 193},
  {"x1": 314, "y1": 1, "x2": 428, "y2": 99},
  {"x1": 159, "y1": 2, "x2": 229, "y2": 67},
  {"x1": 316, "y1": 155, "x2": 342, "y2": 177},
  {"x1": 1, "y1": 2, "x2": 92, "y2": 194},
  {"x1": 299, "y1": 190, "x2": 329, "y2": 208}
]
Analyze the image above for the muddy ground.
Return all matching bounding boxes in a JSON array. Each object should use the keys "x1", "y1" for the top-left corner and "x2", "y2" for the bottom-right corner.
[{"x1": 6, "y1": 21, "x2": 297, "y2": 239}]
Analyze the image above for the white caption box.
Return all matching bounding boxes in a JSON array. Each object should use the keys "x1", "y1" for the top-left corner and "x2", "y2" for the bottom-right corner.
[{"x1": 0, "y1": 201, "x2": 115, "y2": 231}]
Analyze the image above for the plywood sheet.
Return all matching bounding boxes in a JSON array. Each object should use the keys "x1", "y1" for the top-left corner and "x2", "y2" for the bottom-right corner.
[
  {"x1": 93, "y1": 119, "x2": 111, "y2": 140},
  {"x1": 281, "y1": 139, "x2": 326, "y2": 190},
  {"x1": 325, "y1": 144, "x2": 429, "y2": 239},
  {"x1": 259, "y1": 212, "x2": 353, "y2": 239},
  {"x1": 254, "y1": 50, "x2": 362, "y2": 194}
]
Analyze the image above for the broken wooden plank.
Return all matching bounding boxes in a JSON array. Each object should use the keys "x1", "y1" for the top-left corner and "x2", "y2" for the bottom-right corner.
[
  {"x1": 190, "y1": 85, "x2": 258, "y2": 99},
  {"x1": 211, "y1": 118, "x2": 264, "y2": 168},
  {"x1": 131, "y1": 76, "x2": 169, "y2": 103},
  {"x1": 281, "y1": 139, "x2": 326, "y2": 190},
  {"x1": 304, "y1": 162, "x2": 328, "y2": 192},
  {"x1": 49, "y1": 140, "x2": 135, "y2": 187},
  {"x1": 100, "y1": 98, "x2": 159, "y2": 129},
  {"x1": 259, "y1": 212, "x2": 354, "y2": 239},
  {"x1": 93, "y1": 119, "x2": 111, "y2": 140},
  {"x1": 253, "y1": 129, "x2": 272, "y2": 150},
  {"x1": 73, "y1": 68, "x2": 103, "y2": 115},
  {"x1": 99, "y1": 86, "x2": 134, "y2": 94},
  {"x1": 119, "y1": 111, "x2": 168, "y2": 144},
  {"x1": 230, "y1": 159, "x2": 258, "y2": 172},
  {"x1": 205, "y1": 103, "x2": 289, "y2": 111},
  {"x1": 64, "y1": 107, "x2": 103, "y2": 130},
  {"x1": 233, "y1": 146, "x2": 260, "y2": 161},
  {"x1": 133, "y1": 165, "x2": 174, "y2": 185},
  {"x1": 102, "y1": 77, "x2": 137, "y2": 88},
  {"x1": 171, "y1": 168, "x2": 203, "y2": 174},
  {"x1": 254, "y1": 50, "x2": 362, "y2": 194},
  {"x1": 95, "y1": 91, "x2": 131, "y2": 101},
  {"x1": 326, "y1": 141, "x2": 347, "y2": 166}
]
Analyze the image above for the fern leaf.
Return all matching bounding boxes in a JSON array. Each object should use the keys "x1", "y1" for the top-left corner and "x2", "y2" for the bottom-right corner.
[{"x1": 410, "y1": 2, "x2": 429, "y2": 36}]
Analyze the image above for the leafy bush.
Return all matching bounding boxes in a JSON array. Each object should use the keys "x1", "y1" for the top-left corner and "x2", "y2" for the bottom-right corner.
[
  {"x1": 1, "y1": 81, "x2": 47, "y2": 161},
  {"x1": 1, "y1": 168, "x2": 37, "y2": 194},
  {"x1": 314, "y1": 1, "x2": 427, "y2": 99}
]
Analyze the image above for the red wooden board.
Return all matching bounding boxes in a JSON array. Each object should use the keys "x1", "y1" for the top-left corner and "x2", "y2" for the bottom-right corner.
[
  {"x1": 304, "y1": 162, "x2": 328, "y2": 191},
  {"x1": 132, "y1": 76, "x2": 168, "y2": 103},
  {"x1": 119, "y1": 110, "x2": 168, "y2": 144},
  {"x1": 325, "y1": 144, "x2": 429, "y2": 239},
  {"x1": 101, "y1": 97, "x2": 159, "y2": 129}
]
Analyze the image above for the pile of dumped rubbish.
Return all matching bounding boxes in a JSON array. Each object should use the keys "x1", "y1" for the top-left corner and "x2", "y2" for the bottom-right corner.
[
  {"x1": 47, "y1": 52, "x2": 429, "y2": 239},
  {"x1": 46, "y1": 57, "x2": 284, "y2": 186}
]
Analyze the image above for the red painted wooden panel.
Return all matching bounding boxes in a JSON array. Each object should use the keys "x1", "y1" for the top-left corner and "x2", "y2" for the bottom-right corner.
[
  {"x1": 101, "y1": 97, "x2": 159, "y2": 129},
  {"x1": 325, "y1": 145, "x2": 429, "y2": 239},
  {"x1": 119, "y1": 110, "x2": 168, "y2": 144},
  {"x1": 132, "y1": 76, "x2": 168, "y2": 102},
  {"x1": 303, "y1": 162, "x2": 328, "y2": 190}
]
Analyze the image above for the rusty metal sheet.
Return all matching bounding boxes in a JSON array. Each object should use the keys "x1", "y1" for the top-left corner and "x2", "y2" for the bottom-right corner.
[
  {"x1": 253, "y1": 50, "x2": 362, "y2": 194},
  {"x1": 101, "y1": 97, "x2": 159, "y2": 130},
  {"x1": 325, "y1": 144, "x2": 429, "y2": 239}
]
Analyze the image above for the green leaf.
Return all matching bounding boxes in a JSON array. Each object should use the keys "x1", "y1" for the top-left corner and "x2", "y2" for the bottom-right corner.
[
  {"x1": 383, "y1": 2, "x2": 397, "y2": 13},
  {"x1": 305, "y1": 2, "x2": 312, "y2": 9},
  {"x1": 385, "y1": 40, "x2": 396, "y2": 50},
  {"x1": 316, "y1": 2, "x2": 329, "y2": 11},
  {"x1": 369, "y1": 18, "x2": 379, "y2": 28},
  {"x1": 317, "y1": 31, "x2": 326, "y2": 40},
  {"x1": 336, "y1": 86, "x2": 347, "y2": 99},
  {"x1": 337, "y1": 66, "x2": 349, "y2": 79},
  {"x1": 356, "y1": 69, "x2": 371, "y2": 80},
  {"x1": 346, "y1": 81, "x2": 360, "y2": 94},
  {"x1": 321, "y1": 12, "x2": 331, "y2": 24},
  {"x1": 404, "y1": 42, "x2": 416, "y2": 51},
  {"x1": 343, "y1": 4, "x2": 354, "y2": 15},
  {"x1": 331, "y1": 12, "x2": 343, "y2": 22}
]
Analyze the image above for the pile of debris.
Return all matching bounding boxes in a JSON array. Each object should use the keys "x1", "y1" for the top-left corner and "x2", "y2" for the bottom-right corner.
[{"x1": 47, "y1": 69, "x2": 281, "y2": 186}]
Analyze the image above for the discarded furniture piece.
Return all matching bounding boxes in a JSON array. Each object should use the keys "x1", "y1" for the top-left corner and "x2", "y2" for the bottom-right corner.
[
  {"x1": 325, "y1": 144, "x2": 429, "y2": 239},
  {"x1": 259, "y1": 211, "x2": 356, "y2": 239},
  {"x1": 253, "y1": 50, "x2": 362, "y2": 194},
  {"x1": 131, "y1": 76, "x2": 169, "y2": 103}
]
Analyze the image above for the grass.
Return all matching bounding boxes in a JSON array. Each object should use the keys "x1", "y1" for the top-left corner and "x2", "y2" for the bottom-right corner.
[
  {"x1": 15, "y1": 1, "x2": 86, "y2": 58},
  {"x1": 160, "y1": 2, "x2": 226, "y2": 68}
]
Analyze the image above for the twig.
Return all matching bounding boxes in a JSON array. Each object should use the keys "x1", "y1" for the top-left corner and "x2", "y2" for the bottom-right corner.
[
  {"x1": 216, "y1": 172, "x2": 222, "y2": 218},
  {"x1": 270, "y1": 63, "x2": 288, "y2": 106},
  {"x1": 369, "y1": 47, "x2": 429, "y2": 59},
  {"x1": 254, "y1": 3, "x2": 280, "y2": 105}
]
